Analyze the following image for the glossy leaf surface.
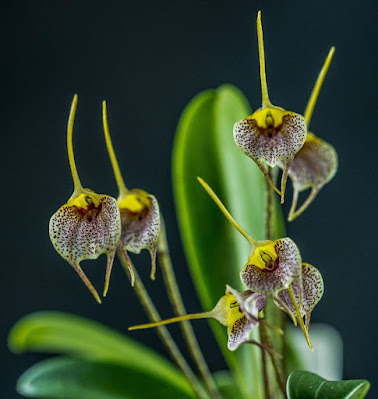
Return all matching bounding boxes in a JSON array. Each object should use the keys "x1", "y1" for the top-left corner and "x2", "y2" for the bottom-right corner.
[
  {"x1": 9, "y1": 311, "x2": 191, "y2": 391},
  {"x1": 17, "y1": 358, "x2": 196, "y2": 399},
  {"x1": 287, "y1": 370, "x2": 370, "y2": 399}
]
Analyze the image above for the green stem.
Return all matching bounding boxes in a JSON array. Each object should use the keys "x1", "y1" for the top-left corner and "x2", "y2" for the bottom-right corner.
[
  {"x1": 118, "y1": 250, "x2": 209, "y2": 399},
  {"x1": 261, "y1": 323, "x2": 287, "y2": 399},
  {"x1": 280, "y1": 312, "x2": 288, "y2": 379},
  {"x1": 264, "y1": 167, "x2": 288, "y2": 398},
  {"x1": 265, "y1": 166, "x2": 274, "y2": 241},
  {"x1": 259, "y1": 326, "x2": 270, "y2": 399},
  {"x1": 158, "y1": 218, "x2": 221, "y2": 399}
]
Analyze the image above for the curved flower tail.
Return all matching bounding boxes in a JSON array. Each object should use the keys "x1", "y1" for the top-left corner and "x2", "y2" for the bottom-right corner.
[
  {"x1": 66, "y1": 94, "x2": 83, "y2": 195},
  {"x1": 280, "y1": 158, "x2": 293, "y2": 204},
  {"x1": 288, "y1": 284, "x2": 313, "y2": 350},
  {"x1": 70, "y1": 261, "x2": 102, "y2": 304},
  {"x1": 102, "y1": 101, "x2": 129, "y2": 198},
  {"x1": 197, "y1": 177, "x2": 257, "y2": 246},
  {"x1": 118, "y1": 247, "x2": 136, "y2": 286},
  {"x1": 129, "y1": 312, "x2": 212, "y2": 331},
  {"x1": 149, "y1": 246, "x2": 157, "y2": 280},
  {"x1": 304, "y1": 47, "x2": 335, "y2": 127},
  {"x1": 103, "y1": 251, "x2": 117, "y2": 297},
  {"x1": 257, "y1": 10, "x2": 272, "y2": 108},
  {"x1": 254, "y1": 160, "x2": 281, "y2": 196},
  {"x1": 288, "y1": 186, "x2": 319, "y2": 222}
]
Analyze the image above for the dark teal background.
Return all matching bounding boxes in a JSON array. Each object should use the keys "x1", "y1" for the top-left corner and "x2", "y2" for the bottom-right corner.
[{"x1": 1, "y1": 1, "x2": 377, "y2": 397}]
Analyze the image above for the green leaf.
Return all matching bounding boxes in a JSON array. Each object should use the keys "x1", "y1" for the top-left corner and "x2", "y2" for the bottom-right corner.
[
  {"x1": 172, "y1": 84, "x2": 285, "y2": 398},
  {"x1": 287, "y1": 370, "x2": 370, "y2": 399},
  {"x1": 213, "y1": 371, "x2": 243, "y2": 399},
  {"x1": 9, "y1": 311, "x2": 191, "y2": 392},
  {"x1": 17, "y1": 357, "x2": 196, "y2": 399}
]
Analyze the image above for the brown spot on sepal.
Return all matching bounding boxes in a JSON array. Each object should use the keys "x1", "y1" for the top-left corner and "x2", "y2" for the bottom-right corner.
[{"x1": 119, "y1": 194, "x2": 160, "y2": 280}]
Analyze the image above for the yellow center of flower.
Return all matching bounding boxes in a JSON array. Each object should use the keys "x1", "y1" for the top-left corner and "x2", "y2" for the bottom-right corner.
[
  {"x1": 223, "y1": 292, "x2": 244, "y2": 327},
  {"x1": 247, "y1": 242, "x2": 278, "y2": 270},
  {"x1": 68, "y1": 193, "x2": 101, "y2": 210},
  {"x1": 247, "y1": 107, "x2": 287, "y2": 129},
  {"x1": 118, "y1": 190, "x2": 151, "y2": 213}
]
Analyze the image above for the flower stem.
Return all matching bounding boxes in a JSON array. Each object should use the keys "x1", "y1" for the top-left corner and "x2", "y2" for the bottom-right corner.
[
  {"x1": 260, "y1": 323, "x2": 287, "y2": 398},
  {"x1": 158, "y1": 217, "x2": 221, "y2": 399},
  {"x1": 265, "y1": 166, "x2": 274, "y2": 242},
  {"x1": 259, "y1": 326, "x2": 270, "y2": 399},
  {"x1": 118, "y1": 250, "x2": 209, "y2": 399},
  {"x1": 264, "y1": 167, "x2": 288, "y2": 398}
]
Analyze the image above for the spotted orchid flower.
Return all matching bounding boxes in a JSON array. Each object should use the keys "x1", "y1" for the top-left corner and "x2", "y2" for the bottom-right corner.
[
  {"x1": 274, "y1": 263, "x2": 324, "y2": 330},
  {"x1": 49, "y1": 95, "x2": 122, "y2": 304},
  {"x1": 198, "y1": 177, "x2": 315, "y2": 348},
  {"x1": 129, "y1": 285, "x2": 281, "y2": 353},
  {"x1": 102, "y1": 101, "x2": 160, "y2": 281},
  {"x1": 233, "y1": 12, "x2": 307, "y2": 203},
  {"x1": 280, "y1": 47, "x2": 338, "y2": 221}
]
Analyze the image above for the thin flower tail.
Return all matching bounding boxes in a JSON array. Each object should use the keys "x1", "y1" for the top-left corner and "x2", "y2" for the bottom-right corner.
[
  {"x1": 70, "y1": 261, "x2": 102, "y2": 304},
  {"x1": 103, "y1": 250, "x2": 117, "y2": 297},
  {"x1": 118, "y1": 246, "x2": 136, "y2": 286},
  {"x1": 288, "y1": 187, "x2": 319, "y2": 221},
  {"x1": 149, "y1": 245, "x2": 157, "y2": 280}
]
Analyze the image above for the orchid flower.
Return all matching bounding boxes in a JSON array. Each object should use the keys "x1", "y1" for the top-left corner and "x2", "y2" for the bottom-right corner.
[
  {"x1": 197, "y1": 177, "x2": 318, "y2": 349},
  {"x1": 102, "y1": 101, "x2": 160, "y2": 281},
  {"x1": 129, "y1": 285, "x2": 281, "y2": 353},
  {"x1": 233, "y1": 11, "x2": 307, "y2": 203},
  {"x1": 49, "y1": 95, "x2": 122, "y2": 304},
  {"x1": 281, "y1": 47, "x2": 338, "y2": 221}
]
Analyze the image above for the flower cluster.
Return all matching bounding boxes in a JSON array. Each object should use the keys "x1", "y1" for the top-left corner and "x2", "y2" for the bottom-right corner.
[
  {"x1": 50, "y1": 10, "x2": 334, "y2": 353},
  {"x1": 49, "y1": 96, "x2": 160, "y2": 303},
  {"x1": 128, "y1": 11, "x2": 332, "y2": 352}
]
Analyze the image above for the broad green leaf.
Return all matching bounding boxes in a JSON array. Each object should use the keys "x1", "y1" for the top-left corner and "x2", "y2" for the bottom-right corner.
[
  {"x1": 9, "y1": 311, "x2": 191, "y2": 392},
  {"x1": 17, "y1": 358, "x2": 196, "y2": 399},
  {"x1": 172, "y1": 84, "x2": 285, "y2": 399},
  {"x1": 213, "y1": 371, "x2": 243, "y2": 399},
  {"x1": 287, "y1": 371, "x2": 370, "y2": 399}
]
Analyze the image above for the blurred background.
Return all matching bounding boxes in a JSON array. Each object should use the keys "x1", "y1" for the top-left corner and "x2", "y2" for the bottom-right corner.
[{"x1": 1, "y1": 0, "x2": 377, "y2": 397}]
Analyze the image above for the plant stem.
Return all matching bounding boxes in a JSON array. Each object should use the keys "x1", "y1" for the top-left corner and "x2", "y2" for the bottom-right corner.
[
  {"x1": 280, "y1": 311, "x2": 288, "y2": 379},
  {"x1": 264, "y1": 167, "x2": 288, "y2": 398},
  {"x1": 260, "y1": 323, "x2": 287, "y2": 399},
  {"x1": 265, "y1": 166, "x2": 274, "y2": 241},
  {"x1": 118, "y1": 251, "x2": 209, "y2": 399},
  {"x1": 259, "y1": 326, "x2": 270, "y2": 399},
  {"x1": 158, "y1": 217, "x2": 221, "y2": 399}
]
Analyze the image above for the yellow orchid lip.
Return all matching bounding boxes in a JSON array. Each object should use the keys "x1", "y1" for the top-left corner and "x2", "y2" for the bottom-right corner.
[
  {"x1": 247, "y1": 242, "x2": 279, "y2": 271},
  {"x1": 68, "y1": 193, "x2": 102, "y2": 211},
  {"x1": 118, "y1": 190, "x2": 151, "y2": 214},
  {"x1": 247, "y1": 107, "x2": 288, "y2": 133}
]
